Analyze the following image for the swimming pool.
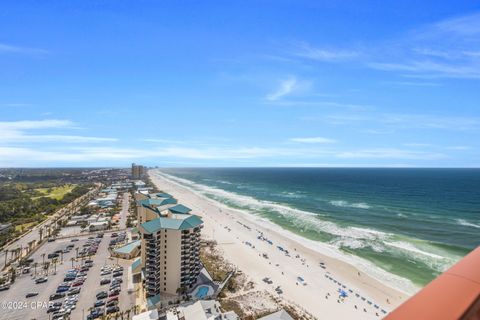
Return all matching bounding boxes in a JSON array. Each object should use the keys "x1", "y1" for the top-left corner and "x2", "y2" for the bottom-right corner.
[{"x1": 195, "y1": 286, "x2": 210, "y2": 298}]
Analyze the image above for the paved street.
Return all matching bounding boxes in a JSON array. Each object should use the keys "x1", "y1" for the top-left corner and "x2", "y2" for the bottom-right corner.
[{"x1": 119, "y1": 192, "x2": 130, "y2": 230}]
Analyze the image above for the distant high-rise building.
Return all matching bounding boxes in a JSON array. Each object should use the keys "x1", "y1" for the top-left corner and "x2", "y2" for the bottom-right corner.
[{"x1": 132, "y1": 163, "x2": 145, "y2": 179}]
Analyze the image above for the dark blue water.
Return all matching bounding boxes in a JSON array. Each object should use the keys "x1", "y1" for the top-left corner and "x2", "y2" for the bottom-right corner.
[{"x1": 157, "y1": 168, "x2": 480, "y2": 292}]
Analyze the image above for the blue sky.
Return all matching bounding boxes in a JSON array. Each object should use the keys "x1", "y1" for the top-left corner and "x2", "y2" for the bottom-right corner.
[{"x1": 1, "y1": 0, "x2": 479, "y2": 167}]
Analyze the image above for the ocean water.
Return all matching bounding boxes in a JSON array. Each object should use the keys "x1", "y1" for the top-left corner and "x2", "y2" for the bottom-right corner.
[{"x1": 156, "y1": 168, "x2": 480, "y2": 292}]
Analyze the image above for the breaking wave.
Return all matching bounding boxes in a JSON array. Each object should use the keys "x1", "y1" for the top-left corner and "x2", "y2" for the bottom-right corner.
[
  {"x1": 456, "y1": 219, "x2": 480, "y2": 229},
  {"x1": 330, "y1": 200, "x2": 371, "y2": 209}
]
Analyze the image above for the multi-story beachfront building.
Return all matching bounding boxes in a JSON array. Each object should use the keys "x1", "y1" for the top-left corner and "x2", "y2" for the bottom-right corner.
[
  {"x1": 136, "y1": 194, "x2": 204, "y2": 303},
  {"x1": 131, "y1": 163, "x2": 145, "y2": 179},
  {"x1": 135, "y1": 192, "x2": 178, "y2": 225}
]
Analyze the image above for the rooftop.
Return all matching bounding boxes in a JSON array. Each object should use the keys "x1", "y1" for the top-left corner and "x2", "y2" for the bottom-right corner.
[
  {"x1": 146, "y1": 293, "x2": 161, "y2": 309},
  {"x1": 132, "y1": 310, "x2": 158, "y2": 320},
  {"x1": 168, "y1": 204, "x2": 192, "y2": 214},
  {"x1": 131, "y1": 257, "x2": 142, "y2": 274},
  {"x1": 114, "y1": 240, "x2": 141, "y2": 255},
  {"x1": 137, "y1": 197, "x2": 177, "y2": 207},
  {"x1": 258, "y1": 310, "x2": 294, "y2": 320},
  {"x1": 140, "y1": 214, "x2": 203, "y2": 233}
]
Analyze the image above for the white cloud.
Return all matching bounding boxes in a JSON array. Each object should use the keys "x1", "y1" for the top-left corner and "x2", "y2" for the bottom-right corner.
[
  {"x1": 0, "y1": 119, "x2": 73, "y2": 130},
  {"x1": 403, "y1": 143, "x2": 432, "y2": 148},
  {"x1": 432, "y1": 12, "x2": 480, "y2": 36},
  {"x1": 266, "y1": 77, "x2": 300, "y2": 101},
  {"x1": 290, "y1": 137, "x2": 337, "y2": 144},
  {"x1": 336, "y1": 148, "x2": 446, "y2": 160},
  {"x1": 283, "y1": 13, "x2": 480, "y2": 79},
  {"x1": 0, "y1": 43, "x2": 48, "y2": 55},
  {"x1": 0, "y1": 119, "x2": 117, "y2": 145},
  {"x1": 445, "y1": 145, "x2": 471, "y2": 150},
  {"x1": 291, "y1": 42, "x2": 359, "y2": 61},
  {"x1": 368, "y1": 61, "x2": 480, "y2": 79}
]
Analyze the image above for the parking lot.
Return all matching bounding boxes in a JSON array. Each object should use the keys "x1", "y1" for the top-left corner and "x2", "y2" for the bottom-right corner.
[{"x1": 0, "y1": 232, "x2": 135, "y2": 320}]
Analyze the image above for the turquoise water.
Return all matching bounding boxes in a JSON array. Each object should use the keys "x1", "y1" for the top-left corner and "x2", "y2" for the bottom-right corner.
[
  {"x1": 158, "y1": 168, "x2": 480, "y2": 292},
  {"x1": 196, "y1": 286, "x2": 209, "y2": 298}
]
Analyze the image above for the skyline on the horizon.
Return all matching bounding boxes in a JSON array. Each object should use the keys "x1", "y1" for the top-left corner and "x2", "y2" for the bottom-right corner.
[{"x1": 1, "y1": 1, "x2": 480, "y2": 168}]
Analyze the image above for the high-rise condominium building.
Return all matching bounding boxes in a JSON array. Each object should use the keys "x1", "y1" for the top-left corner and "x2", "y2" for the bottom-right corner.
[{"x1": 137, "y1": 193, "x2": 203, "y2": 302}]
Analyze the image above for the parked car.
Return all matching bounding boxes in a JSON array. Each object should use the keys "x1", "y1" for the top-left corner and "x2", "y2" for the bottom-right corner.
[
  {"x1": 35, "y1": 277, "x2": 48, "y2": 284},
  {"x1": 47, "y1": 305, "x2": 61, "y2": 313},
  {"x1": 49, "y1": 293, "x2": 65, "y2": 300},
  {"x1": 108, "y1": 291, "x2": 119, "y2": 297},
  {"x1": 106, "y1": 306, "x2": 119, "y2": 314},
  {"x1": 94, "y1": 300, "x2": 105, "y2": 307},
  {"x1": 96, "y1": 291, "x2": 108, "y2": 299},
  {"x1": 109, "y1": 287, "x2": 120, "y2": 294},
  {"x1": 26, "y1": 292, "x2": 39, "y2": 298},
  {"x1": 100, "y1": 278, "x2": 111, "y2": 285},
  {"x1": 52, "y1": 313, "x2": 67, "y2": 320},
  {"x1": 68, "y1": 288, "x2": 81, "y2": 295},
  {"x1": 106, "y1": 299, "x2": 118, "y2": 307},
  {"x1": 110, "y1": 284, "x2": 121, "y2": 291}
]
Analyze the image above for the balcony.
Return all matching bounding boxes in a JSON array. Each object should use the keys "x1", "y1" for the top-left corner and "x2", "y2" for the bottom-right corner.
[{"x1": 385, "y1": 246, "x2": 480, "y2": 320}]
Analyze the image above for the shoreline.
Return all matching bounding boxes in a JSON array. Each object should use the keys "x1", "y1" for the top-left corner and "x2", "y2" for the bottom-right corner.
[{"x1": 149, "y1": 169, "x2": 410, "y2": 319}]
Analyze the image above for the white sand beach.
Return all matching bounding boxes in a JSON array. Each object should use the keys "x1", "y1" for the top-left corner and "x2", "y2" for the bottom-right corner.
[{"x1": 149, "y1": 170, "x2": 410, "y2": 319}]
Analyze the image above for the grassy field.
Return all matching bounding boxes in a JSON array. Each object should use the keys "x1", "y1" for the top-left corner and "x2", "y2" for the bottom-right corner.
[
  {"x1": 15, "y1": 221, "x2": 37, "y2": 232},
  {"x1": 32, "y1": 184, "x2": 76, "y2": 200}
]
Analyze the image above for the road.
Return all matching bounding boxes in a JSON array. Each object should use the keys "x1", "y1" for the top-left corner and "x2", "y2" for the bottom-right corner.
[
  {"x1": 0, "y1": 186, "x2": 99, "y2": 268},
  {"x1": 119, "y1": 192, "x2": 130, "y2": 230}
]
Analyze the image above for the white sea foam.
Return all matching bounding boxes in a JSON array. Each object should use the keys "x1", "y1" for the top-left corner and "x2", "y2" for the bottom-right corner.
[
  {"x1": 279, "y1": 191, "x2": 305, "y2": 199},
  {"x1": 384, "y1": 241, "x2": 444, "y2": 259},
  {"x1": 330, "y1": 200, "x2": 371, "y2": 209},
  {"x1": 456, "y1": 218, "x2": 480, "y2": 229},
  {"x1": 162, "y1": 172, "x2": 388, "y2": 242}
]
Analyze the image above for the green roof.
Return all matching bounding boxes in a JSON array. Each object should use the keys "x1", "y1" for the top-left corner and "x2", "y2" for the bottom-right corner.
[
  {"x1": 137, "y1": 198, "x2": 177, "y2": 207},
  {"x1": 114, "y1": 240, "x2": 141, "y2": 254},
  {"x1": 168, "y1": 204, "x2": 192, "y2": 214},
  {"x1": 131, "y1": 257, "x2": 142, "y2": 273},
  {"x1": 140, "y1": 215, "x2": 203, "y2": 233},
  {"x1": 151, "y1": 192, "x2": 173, "y2": 198}
]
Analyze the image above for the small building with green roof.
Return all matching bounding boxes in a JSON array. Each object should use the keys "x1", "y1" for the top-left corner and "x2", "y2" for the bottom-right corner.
[{"x1": 111, "y1": 240, "x2": 141, "y2": 259}]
